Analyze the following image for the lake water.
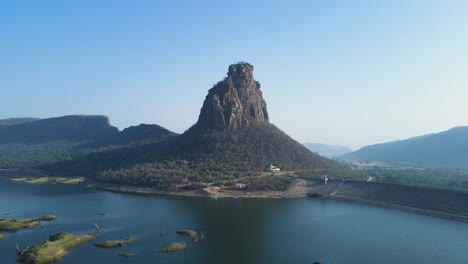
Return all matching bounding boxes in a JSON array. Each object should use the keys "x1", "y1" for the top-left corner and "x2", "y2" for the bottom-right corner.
[{"x1": 1, "y1": 175, "x2": 468, "y2": 264}]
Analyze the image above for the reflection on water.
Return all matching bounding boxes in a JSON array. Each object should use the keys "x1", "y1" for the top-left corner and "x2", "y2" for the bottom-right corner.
[{"x1": 1, "y1": 175, "x2": 468, "y2": 264}]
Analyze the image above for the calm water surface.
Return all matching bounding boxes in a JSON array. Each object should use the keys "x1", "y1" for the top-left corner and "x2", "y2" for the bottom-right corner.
[{"x1": 0, "y1": 175, "x2": 467, "y2": 264}]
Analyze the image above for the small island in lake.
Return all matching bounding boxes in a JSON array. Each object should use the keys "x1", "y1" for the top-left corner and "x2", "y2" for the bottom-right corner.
[
  {"x1": 17, "y1": 232, "x2": 93, "y2": 264},
  {"x1": 0, "y1": 215, "x2": 56, "y2": 231},
  {"x1": 94, "y1": 237, "x2": 136, "y2": 248},
  {"x1": 118, "y1": 252, "x2": 134, "y2": 258},
  {"x1": 157, "y1": 242, "x2": 187, "y2": 253},
  {"x1": 176, "y1": 229, "x2": 197, "y2": 237}
]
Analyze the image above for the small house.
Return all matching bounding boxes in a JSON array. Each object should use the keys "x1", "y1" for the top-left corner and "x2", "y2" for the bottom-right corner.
[
  {"x1": 235, "y1": 183, "x2": 246, "y2": 189},
  {"x1": 320, "y1": 175, "x2": 328, "y2": 184},
  {"x1": 269, "y1": 164, "x2": 280, "y2": 172}
]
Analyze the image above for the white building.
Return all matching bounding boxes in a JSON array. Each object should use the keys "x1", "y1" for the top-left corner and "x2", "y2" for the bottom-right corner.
[
  {"x1": 320, "y1": 175, "x2": 328, "y2": 184},
  {"x1": 269, "y1": 164, "x2": 280, "y2": 172},
  {"x1": 236, "y1": 183, "x2": 246, "y2": 189}
]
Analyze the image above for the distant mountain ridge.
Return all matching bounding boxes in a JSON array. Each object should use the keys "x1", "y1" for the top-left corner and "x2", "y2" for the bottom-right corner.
[
  {"x1": 0, "y1": 118, "x2": 40, "y2": 126},
  {"x1": 303, "y1": 143, "x2": 352, "y2": 157},
  {"x1": 80, "y1": 124, "x2": 179, "y2": 148},
  {"x1": 0, "y1": 115, "x2": 118, "y2": 143},
  {"x1": 341, "y1": 126, "x2": 468, "y2": 168},
  {"x1": 0, "y1": 116, "x2": 179, "y2": 169}
]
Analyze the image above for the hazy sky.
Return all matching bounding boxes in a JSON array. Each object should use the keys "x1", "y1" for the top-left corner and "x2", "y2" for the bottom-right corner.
[{"x1": 1, "y1": 1, "x2": 468, "y2": 149}]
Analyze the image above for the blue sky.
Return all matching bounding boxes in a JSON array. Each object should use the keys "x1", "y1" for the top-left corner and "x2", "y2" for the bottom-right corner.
[{"x1": 1, "y1": 0, "x2": 467, "y2": 149}]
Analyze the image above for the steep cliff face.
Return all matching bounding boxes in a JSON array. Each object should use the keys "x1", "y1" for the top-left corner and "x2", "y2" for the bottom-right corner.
[{"x1": 194, "y1": 63, "x2": 269, "y2": 132}]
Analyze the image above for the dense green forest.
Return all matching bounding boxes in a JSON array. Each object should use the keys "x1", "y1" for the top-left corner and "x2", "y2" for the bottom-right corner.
[{"x1": 0, "y1": 141, "x2": 81, "y2": 169}]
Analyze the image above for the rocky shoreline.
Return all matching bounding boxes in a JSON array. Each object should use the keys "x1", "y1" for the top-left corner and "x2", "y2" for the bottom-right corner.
[
  {"x1": 5, "y1": 172, "x2": 468, "y2": 224},
  {"x1": 89, "y1": 181, "x2": 306, "y2": 199},
  {"x1": 90, "y1": 179, "x2": 468, "y2": 223}
]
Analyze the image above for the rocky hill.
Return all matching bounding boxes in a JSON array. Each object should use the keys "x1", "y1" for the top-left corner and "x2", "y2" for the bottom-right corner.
[
  {"x1": 192, "y1": 63, "x2": 269, "y2": 132},
  {"x1": 0, "y1": 63, "x2": 360, "y2": 188},
  {"x1": 47, "y1": 63, "x2": 359, "y2": 188},
  {"x1": 171, "y1": 63, "x2": 343, "y2": 174}
]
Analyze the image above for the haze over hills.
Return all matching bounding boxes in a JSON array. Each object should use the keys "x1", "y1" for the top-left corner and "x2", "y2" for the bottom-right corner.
[
  {"x1": 341, "y1": 126, "x2": 468, "y2": 168},
  {"x1": 303, "y1": 143, "x2": 352, "y2": 158}
]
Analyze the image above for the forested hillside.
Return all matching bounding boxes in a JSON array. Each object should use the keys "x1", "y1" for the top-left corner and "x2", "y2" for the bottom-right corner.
[{"x1": 342, "y1": 126, "x2": 468, "y2": 168}]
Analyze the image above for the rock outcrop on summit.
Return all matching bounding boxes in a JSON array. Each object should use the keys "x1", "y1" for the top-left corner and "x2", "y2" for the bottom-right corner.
[{"x1": 194, "y1": 63, "x2": 269, "y2": 132}]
